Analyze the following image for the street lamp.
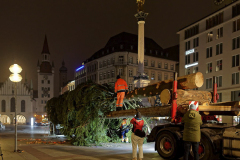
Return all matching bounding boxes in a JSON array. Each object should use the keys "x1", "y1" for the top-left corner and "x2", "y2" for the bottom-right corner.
[{"x1": 9, "y1": 64, "x2": 22, "y2": 152}]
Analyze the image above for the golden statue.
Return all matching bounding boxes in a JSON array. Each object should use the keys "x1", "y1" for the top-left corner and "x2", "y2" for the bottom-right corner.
[{"x1": 137, "y1": 0, "x2": 145, "y2": 12}]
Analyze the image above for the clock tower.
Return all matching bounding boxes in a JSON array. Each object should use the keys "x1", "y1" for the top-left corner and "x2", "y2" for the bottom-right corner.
[
  {"x1": 212, "y1": 0, "x2": 238, "y2": 11},
  {"x1": 37, "y1": 35, "x2": 54, "y2": 114}
]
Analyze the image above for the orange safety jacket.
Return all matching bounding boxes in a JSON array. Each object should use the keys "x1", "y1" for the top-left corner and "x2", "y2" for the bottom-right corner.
[{"x1": 115, "y1": 78, "x2": 128, "y2": 93}]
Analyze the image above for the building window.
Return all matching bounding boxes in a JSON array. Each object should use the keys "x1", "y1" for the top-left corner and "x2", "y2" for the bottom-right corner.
[
  {"x1": 107, "y1": 59, "x2": 111, "y2": 65},
  {"x1": 48, "y1": 80, "x2": 50, "y2": 84},
  {"x1": 136, "y1": 58, "x2": 138, "y2": 64},
  {"x1": 233, "y1": 3, "x2": 240, "y2": 18},
  {"x1": 48, "y1": 87, "x2": 50, "y2": 91},
  {"x1": 158, "y1": 73, "x2": 162, "y2": 81},
  {"x1": 206, "y1": 47, "x2": 212, "y2": 58},
  {"x1": 118, "y1": 56, "x2": 124, "y2": 64},
  {"x1": 185, "y1": 55, "x2": 190, "y2": 64},
  {"x1": 111, "y1": 70, "x2": 115, "y2": 77},
  {"x1": 151, "y1": 72, "x2": 155, "y2": 80},
  {"x1": 164, "y1": 73, "x2": 168, "y2": 80},
  {"x1": 232, "y1": 36, "x2": 240, "y2": 50},
  {"x1": 151, "y1": 61, "x2": 155, "y2": 67},
  {"x1": 42, "y1": 94, "x2": 44, "y2": 98},
  {"x1": 158, "y1": 62, "x2": 162, "y2": 68},
  {"x1": 103, "y1": 60, "x2": 107, "y2": 67},
  {"x1": 232, "y1": 72, "x2": 239, "y2": 85},
  {"x1": 185, "y1": 25, "x2": 199, "y2": 39},
  {"x1": 129, "y1": 57, "x2": 133, "y2": 64},
  {"x1": 185, "y1": 41, "x2": 191, "y2": 51},
  {"x1": 217, "y1": 93, "x2": 222, "y2": 102},
  {"x1": 144, "y1": 60, "x2": 148, "y2": 66},
  {"x1": 170, "y1": 64, "x2": 174, "y2": 70},
  {"x1": 103, "y1": 72, "x2": 106, "y2": 79},
  {"x1": 232, "y1": 54, "x2": 240, "y2": 67},
  {"x1": 185, "y1": 68, "x2": 190, "y2": 75},
  {"x1": 10, "y1": 97, "x2": 15, "y2": 112},
  {"x1": 193, "y1": 67, "x2": 198, "y2": 73},
  {"x1": 41, "y1": 100, "x2": 43, "y2": 104},
  {"x1": 99, "y1": 73, "x2": 102, "y2": 80},
  {"x1": 164, "y1": 63, "x2": 168, "y2": 69},
  {"x1": 129, "y1": 84, "x2": 133, "y2": 91},
  {"x1": 21, "y1": 100, "x2": 25, "y2": 112},
  {"x1": 48, "y1": 94, "x2": 50, "y2": 98},
  {"x1": 193, "y1": 52, "x2": 198, "y2": 62},
  {"x1": 216, "y1": 76, "x2": 222, "y2": 87},
  {"x1": 206, "y1": 78, "x2": 213, "y2": 89},
  {"x1": 216, "y1": 27, "x2": 223, "y2": 39},
  {"x1": 107, "y1": 71, "x2": 110, "y2": 78},
  {"x1": 233, "y1": 18, "x2": 240, "y2": 32},
  {"x1": 1, "y1": 100, "x2": 5, "y2": 112},
  {"x1": 170, "y1": 73, "x2": 174, "y2": 79},
  {"x1": 216, "y1": 43, "x2": 223, "y2": 55},
  {"x1": 206, "y1": 63, "x2": 212, "y2": 73},
  {"x1": 120, "y1": 45, "x2": 123, "y2": 49},
  {"x1": 129, "y1": 69, "x2": 133, "y2": 77},
  {"x1": 112, "y1": 47, "x2": 114, "y2": 51},
  {"x1": 42, "y1": 80, "x2": 44, "y2": 84},
  {"x1": 193, "y1": 37, "x2": 199, "y2": 47},
  {"x1": 99, "y1": 62, "x2": 102, "y2": 68},
  {"x1": 206, "y1": 12, "x2": 223, "y2": 30},
  {"x1": 207, "y1": 31, "x2": 213, "y2": 42},
  {"x1": 131, "y1": 45, "x2": 133, "y2": 50},
  {"x1": 119, "y1": 69, "x2": 123, "y2": 76},
  {"x1": 216, "y1": 60, "x2": 222, "y2": 71},
  {"x1": 144, "y1": 70, "x2": 148, "y2": 76}
]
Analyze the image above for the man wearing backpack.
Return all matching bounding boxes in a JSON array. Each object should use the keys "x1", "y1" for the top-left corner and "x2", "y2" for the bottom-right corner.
[{"x1": 130, "y1": 112, "x2": 144, "y2": 160}]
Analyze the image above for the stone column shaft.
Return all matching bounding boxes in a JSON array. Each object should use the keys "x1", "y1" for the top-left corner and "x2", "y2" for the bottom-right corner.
[{"x1": 138, "y1": 21, "x2": 145, "y2": 74}]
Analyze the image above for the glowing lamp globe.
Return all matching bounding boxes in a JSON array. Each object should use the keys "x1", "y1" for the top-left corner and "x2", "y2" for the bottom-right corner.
[
  {"x1": 9, "y1": 64, "x2": 22, "y2": 74},
  {"x1": 9, "y1": 73, "x2": 22, "y2": 82}
]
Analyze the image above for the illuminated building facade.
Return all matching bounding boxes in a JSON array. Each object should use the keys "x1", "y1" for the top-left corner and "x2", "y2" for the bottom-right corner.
[
  {"x1": 178, "y1": 0, "x2": 240, "y2": 125},
  {"x1": 75, "y1": 32, "x2": 178, "y2": 91}
]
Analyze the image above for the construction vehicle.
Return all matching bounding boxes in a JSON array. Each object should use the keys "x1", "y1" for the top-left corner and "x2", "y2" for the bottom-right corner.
[{"x1": 107, "y1": 72, "x2": 240, "y2": 160}]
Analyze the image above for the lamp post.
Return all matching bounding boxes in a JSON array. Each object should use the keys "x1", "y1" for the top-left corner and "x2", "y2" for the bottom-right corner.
[{"x1": 9, "y1": 64, "x2": 22, "y2": 152}]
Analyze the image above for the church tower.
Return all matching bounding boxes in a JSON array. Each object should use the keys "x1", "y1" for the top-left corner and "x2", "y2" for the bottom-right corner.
[
  {"x1": 59, "y1": 60, "x2": 68, "y2": 92},
  {"x1": 212, "y1": 0, "x2": 238, "y2": 11},
  {"x1": 37, "y1": 35, "x2": 54, "y2": 114}
]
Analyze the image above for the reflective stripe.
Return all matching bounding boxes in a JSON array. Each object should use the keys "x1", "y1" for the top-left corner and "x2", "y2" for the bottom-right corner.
[{"x1": 118, "y1": 85, "x2": 125, "y2": 86}]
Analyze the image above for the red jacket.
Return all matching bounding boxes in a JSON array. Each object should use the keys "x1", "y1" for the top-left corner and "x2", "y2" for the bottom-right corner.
[
  {"x1": 130, "y1": 118, "x2": 144, "y2": 132},
  {"x1": 115, "y1": 78, "x2": 128, "y2": 93}
]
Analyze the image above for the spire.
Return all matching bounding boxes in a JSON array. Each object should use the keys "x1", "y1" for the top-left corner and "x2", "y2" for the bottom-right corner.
[{"x1": 41, "y1": 35, "x2": 50, "y2": 54}]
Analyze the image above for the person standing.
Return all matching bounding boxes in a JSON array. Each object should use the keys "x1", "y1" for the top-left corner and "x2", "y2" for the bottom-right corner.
[
  {"x1": 182, "y1": 103, "x2": 203, "y2": 160},
  {"x1": 115, "y1": 75, "x2": 128, "y2": 111},
  {"x1": 120, "y1": 118, "x2": 129, "y2": 143},
  {"x1": 130, "y1": 112, "x2": 144, "y2": 160}
]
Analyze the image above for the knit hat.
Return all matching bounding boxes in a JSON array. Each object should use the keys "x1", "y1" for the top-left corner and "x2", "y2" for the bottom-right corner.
[
  {"x1": 189, "y1": 104, "x2": 197, "y2": 110},
  {"x1": 116, "y1": 75, "x2": 120, "y2": 79}
]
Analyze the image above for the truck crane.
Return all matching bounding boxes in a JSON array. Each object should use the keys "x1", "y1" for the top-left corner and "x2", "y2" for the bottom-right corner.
[{"x1": 106, "y1": 72, "x2": 240, "y2": 160}]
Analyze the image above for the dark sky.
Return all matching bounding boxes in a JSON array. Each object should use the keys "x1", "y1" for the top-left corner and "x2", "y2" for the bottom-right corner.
[{"x1": 0, "y1": 0, "x2": 214, "y2": 96}]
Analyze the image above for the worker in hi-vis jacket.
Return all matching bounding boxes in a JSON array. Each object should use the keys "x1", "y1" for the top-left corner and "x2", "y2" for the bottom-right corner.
[{"x1": 115, "y1": 75, "x2": 128, "y2": 111}]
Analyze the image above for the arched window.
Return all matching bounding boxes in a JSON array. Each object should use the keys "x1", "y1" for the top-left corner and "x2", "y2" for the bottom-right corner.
[
  {"x1": 1, "y1": 100, "x2": 6, "y2": 112},
  {"x1": 10, "y1": 97, "x2": 15, "y2": 112},
  {"x1": 21, "y1": 100, "x2": 25, "y2": 112}
]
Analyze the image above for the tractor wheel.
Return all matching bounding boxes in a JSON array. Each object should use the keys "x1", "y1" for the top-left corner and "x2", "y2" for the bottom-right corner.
[
  {"x1": 189, "y1": 134, "x2": 213, "y2": 160},
  {"x1": 156, "y1": 131, "x2": 180, "y2": 160}
]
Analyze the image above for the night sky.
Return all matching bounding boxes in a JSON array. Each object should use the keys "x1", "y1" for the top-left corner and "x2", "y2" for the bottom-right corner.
[{"x1": 0, "y1": 0, "x2": 215, "y2": 96}]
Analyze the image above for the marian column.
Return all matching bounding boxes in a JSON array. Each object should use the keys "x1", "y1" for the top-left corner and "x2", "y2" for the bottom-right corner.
[{"x1": 134, "y1": 0, "x2": 150, "y2": 88}]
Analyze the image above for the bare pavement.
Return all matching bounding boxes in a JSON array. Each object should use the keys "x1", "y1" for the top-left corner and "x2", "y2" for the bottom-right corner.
[{"x1": 0, "y1": 125, "x2": 165, "y2": 160}]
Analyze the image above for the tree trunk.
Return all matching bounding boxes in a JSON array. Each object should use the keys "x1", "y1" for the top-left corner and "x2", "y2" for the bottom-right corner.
[
  {"x1": 126, "y1": 72, "x2": 204, "y2": 99},
  {"x1": 105, "y1": 104, "x2": 240, "y2": 119},
  {"x1": 160, "y1": 89, "x2": 212, "y2": 105}
]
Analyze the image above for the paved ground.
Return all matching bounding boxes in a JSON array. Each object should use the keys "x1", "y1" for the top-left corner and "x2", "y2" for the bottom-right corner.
[
  {"x1": 0, "y1": 125, "x2": 223, "y2": 160},
  {"x1": 0, "y1": 125, "x2": 165, "y2": 160}
]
